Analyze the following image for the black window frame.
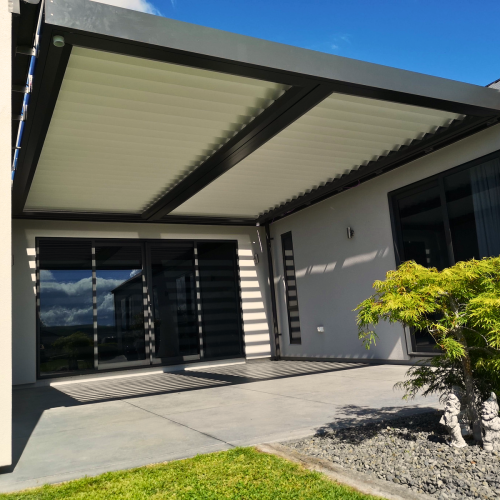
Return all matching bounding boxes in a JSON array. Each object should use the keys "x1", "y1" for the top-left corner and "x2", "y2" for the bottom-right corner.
[
  {"x1": 36, "y1": 237, "x2": 245, "y2": 379},
  {"x1": 388, "y1": 149, "x2": 500, "y2": 355},
  {"x1": 281, "y1": 231, "x2": 302, "y2": 345}
]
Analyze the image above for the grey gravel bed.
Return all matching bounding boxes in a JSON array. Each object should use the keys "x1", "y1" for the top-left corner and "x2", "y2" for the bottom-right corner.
[{"x1": 283, "y1": 411, "x2": 500, "y2": 499}]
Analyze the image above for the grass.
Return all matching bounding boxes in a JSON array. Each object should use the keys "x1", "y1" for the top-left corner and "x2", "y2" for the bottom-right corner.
[{"x1": 0, "y1": 448, "x2": 381, "y2": 500}]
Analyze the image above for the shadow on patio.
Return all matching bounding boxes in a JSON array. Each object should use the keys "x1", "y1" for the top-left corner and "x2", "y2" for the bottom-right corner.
[{"x1": 8, "y1": 360, "x2": 366, "y2": 473}]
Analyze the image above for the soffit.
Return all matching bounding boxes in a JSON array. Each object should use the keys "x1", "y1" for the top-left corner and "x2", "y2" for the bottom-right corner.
[
  {"x1": 25, "y1": 47, "x2": 287, "y2": 213},
  {"x1": 171, "y1": 93, "x2": 464, "y2": 218}
]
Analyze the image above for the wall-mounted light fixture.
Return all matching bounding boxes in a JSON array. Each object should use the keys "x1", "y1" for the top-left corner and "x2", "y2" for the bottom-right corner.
[
  {"x1": 347, "y1": 227, "x2": 354, "y2": 239},
  {"x1": 317, "y1": 326, "x2": 324, "y2": 333}
]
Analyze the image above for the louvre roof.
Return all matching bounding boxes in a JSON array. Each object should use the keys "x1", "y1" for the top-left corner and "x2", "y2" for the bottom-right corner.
[{"x1": 12, "y1": 0, "x2": 500, "y2": 225}]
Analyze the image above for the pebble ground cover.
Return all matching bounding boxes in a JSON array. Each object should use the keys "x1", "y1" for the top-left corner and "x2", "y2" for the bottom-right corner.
[
  {"x1": 284, "y1": 411, "x2": 500, "y2": 500},
  {"x1": 0, "y1": 447, "x2": 381, "y2": 500}
]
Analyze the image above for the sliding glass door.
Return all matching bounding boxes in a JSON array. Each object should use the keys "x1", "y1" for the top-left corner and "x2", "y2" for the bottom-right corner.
[
  {"x1": 37, "y1": 238, "x2": 244, "y2": 377},
  {"x1": 95, "y1": 242, "x2": 148, "y2": 369},
  {"x1": 197, "y1": 242, "x2": 243, "y2": 359},
  {"x1": 39, "y1": 240, "x2": 94, "y2": 376},
  {"x1": 147, "y1": 242, "x2": 200, "y2": 364}
]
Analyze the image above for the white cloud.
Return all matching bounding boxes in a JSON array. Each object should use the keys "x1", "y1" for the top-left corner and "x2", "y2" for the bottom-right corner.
[
  {"x1": 41, "y1": 276, "x2": 93, "y2": 296},
  {"x1": 40, "y1": 270, "x2": 55, "y2": 281},
  {"x1": 40, "y1": 305, "x2": 93, "y2": 327},
  {"x1": 97, "y1": 293, "x2": 115, "y2": 313},
  {"x1": 40, "y1": 277, "x2": 125, "y2": 296},
  {"x1": 90, "y1": 0, "x2": 161, "y2": 15}
]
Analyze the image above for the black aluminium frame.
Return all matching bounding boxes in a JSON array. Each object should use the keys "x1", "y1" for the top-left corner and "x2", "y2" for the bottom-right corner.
[
  {"x1": 11, "y1": 1, "x2": 500, "y2": 224},
  {"x1": 35, "y1": 236, "x2": 245, "y2": 379},
  {"x1": 387, "y1": 148, "x2": 500, "y2": 355}
]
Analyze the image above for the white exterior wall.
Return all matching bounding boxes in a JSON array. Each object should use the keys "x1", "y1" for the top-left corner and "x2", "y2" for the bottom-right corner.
[
  {"x1": 0, "y1": 1, "x2": 12, "y2": 467},
  {"x1": 12, "y1": 221, "x2": 273, "y2": 385},
  {"x1": 270, "y1": 125, "x2": 500, "y2": 362}
]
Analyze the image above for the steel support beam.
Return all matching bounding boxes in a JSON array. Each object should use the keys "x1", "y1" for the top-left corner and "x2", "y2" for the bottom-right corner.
[
  {"x1": 12, "y1": 24, "x2": 71, "y2": 216},
  {"x1": 14, "y1": 211, "x2": 256, "y2": 226},
  {"x1": 143, "y1": 84, "x2": 333, "y2": 220}
]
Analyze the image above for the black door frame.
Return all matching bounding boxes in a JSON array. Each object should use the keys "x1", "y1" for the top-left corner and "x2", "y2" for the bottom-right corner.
[{"x1": 36, "y1": 236, "x2": 245, "y2": 379}]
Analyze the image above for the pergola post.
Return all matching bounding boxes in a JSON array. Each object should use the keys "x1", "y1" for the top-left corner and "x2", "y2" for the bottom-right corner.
[{"x1": 0, "y1": 1, "x2": 13, "y2": 468}]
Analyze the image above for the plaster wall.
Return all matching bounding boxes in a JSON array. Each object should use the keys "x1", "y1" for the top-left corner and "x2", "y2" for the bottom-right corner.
[
  {"x1": 270, "y1": 125, "x2": 500, "y2": 362},
  {"x1": 12, "y1": 221, "x2": 273, "y2": 385},
  {"x1": 0, "y1": 1, "x2": 12, "y2": 468}
]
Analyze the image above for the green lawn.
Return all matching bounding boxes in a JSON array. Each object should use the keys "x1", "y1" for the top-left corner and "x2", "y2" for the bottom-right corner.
[{"x1": 0, "y1": 448, "x2": 381, "y2": 500}]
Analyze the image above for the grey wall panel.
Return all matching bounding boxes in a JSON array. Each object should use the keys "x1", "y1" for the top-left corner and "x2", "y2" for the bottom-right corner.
[{"x1": 269, "y1": 125, "x2": 500, "y2": 361}]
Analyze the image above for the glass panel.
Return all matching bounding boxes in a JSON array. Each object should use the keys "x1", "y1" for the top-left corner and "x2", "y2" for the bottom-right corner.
[
  {"x1": 149, "y1": 242, "x2": 199, "y2": 361},
  {"x1": 95, "y1": 245, "x2": 147, "y2": 368},
  {"x1": 469, "y1": 158, "x2": 500, "y2": 258},
  {"x1": 197, "y1": 242, "x2": 243, "y2": 359},
  {"x1": 39, "y1": 240, "x2": 94, "y2": 376},
  {"x1": 396, "y1": 186, "x2": 448, "y2": 353},
  {"x1": 397, "y1": 184, "x2": 450, "y2": 270},
  {"x1": 444, "y1": 168, "x2": 480, "y2": 262},
  {"x1": 412, "y1": 313, "x2": 440, "y2": 353}
]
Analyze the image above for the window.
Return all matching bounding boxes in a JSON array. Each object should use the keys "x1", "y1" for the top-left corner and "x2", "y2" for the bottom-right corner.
[
  {"x1": 281, "y1": 232, "x2": 301, "y2": 344},
  {"x1": 37, "y1": 238, "x2": 244, "y2": 377},
  {"x1": 390, "y1": 150, "x2": 500, "y2": 354}
]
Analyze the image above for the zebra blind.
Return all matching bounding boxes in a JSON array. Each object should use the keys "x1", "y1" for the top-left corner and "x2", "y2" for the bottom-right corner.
[{"x1": 281, "y1": 232, "x2": 301, "y2": 344}]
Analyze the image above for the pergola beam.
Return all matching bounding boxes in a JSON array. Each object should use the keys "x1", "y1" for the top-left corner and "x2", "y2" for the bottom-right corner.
[
  {"x1": 11, "y1": 23, "x2": 71, "y2": 216},
  {"x1": 142, "y1": 84, "x2": 333, "y2": 220}
]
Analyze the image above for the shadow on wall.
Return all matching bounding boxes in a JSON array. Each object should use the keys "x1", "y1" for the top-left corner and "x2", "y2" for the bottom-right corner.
[
  {"x1": 238, "y1": 248, "x2": 272, "y2": 358},
  {"x1": 275, "y1": 244, "x2": 406, "y2": 359},
  {"x1": 294, "y1": 247, "x2": 391, "y2": 278}
]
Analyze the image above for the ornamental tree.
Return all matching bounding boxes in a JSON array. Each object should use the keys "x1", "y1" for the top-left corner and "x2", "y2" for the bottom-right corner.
[{"x1": 355, "y1": 258, "x2": 500, "y2": 441}]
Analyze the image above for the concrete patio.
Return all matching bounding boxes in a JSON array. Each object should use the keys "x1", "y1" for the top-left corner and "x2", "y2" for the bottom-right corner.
[{"x1": 0, "y1": 360, "x2": 440, "y2": 493}]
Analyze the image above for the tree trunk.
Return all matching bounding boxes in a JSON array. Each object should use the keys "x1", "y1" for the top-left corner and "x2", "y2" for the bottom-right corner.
[{"x1": 455, "y1": 328, "x2": 482, "y2": 442}]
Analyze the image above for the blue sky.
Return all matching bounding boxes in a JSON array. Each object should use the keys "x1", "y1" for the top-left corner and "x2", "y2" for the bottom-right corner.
[{"x1": 101, "y1": 0, "x2": 499, "y2": 87}]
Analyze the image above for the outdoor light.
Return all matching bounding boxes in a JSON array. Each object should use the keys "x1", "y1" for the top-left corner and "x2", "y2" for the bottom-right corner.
[
  {"x1": 347, "y1": 227, "x2": 354, "y2": 239},
  {"x1": 53, "y1": 35, "x2": 65, "y2": 48},
  {"x1": 317, "y1": 326, "x2": 324, "y2": 333}
]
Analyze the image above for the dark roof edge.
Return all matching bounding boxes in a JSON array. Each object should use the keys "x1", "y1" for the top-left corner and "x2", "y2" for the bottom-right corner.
[{"x1": 46, "y1": 0, "x2": 500, "y2": 114}]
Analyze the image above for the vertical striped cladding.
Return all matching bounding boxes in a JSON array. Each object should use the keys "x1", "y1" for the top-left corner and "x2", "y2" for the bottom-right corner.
[
  {"x1": 25, "y1": 47, "x2": 286, "y2": 213},
  {"x1": 172, "y1": 93, "x2": 464, "y2": 218}
]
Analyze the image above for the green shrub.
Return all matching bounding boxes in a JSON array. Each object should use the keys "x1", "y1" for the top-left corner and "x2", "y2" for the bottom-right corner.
[{"x1": 355, "y1": 258, "x2": 500, "y2": 440}]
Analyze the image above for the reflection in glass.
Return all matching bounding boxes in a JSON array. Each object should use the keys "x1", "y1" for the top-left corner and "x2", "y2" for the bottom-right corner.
[
  {"x1": 150, "y1": 242, "x2": 198, "y2": 361},
  {"x1": 39, "y1": 240, "x2": 94, "y2": 376},
  {"x1": 95, "y1": 245, "x2": 146, "y2": 367},
  {"x1": 396, "y1": 186, "x2": 446, "y2": 353},
  {"x1": 397, "y1": 184, "x2": 450, "y2": 270},
  {"x1": 470, "y1": 158, "x2": 500, "y2": 258},
  {"x1": 445, "y1": 168, "x2": 480, "y2": 262},
  {"x1": 198, "y1": 242, "x2": 243, "y2": 358}
]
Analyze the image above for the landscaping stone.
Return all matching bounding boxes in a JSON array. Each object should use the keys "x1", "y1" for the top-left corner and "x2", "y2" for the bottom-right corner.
[{"x1": 282, "y1": 411, "x2": 500, "y2": 500}]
